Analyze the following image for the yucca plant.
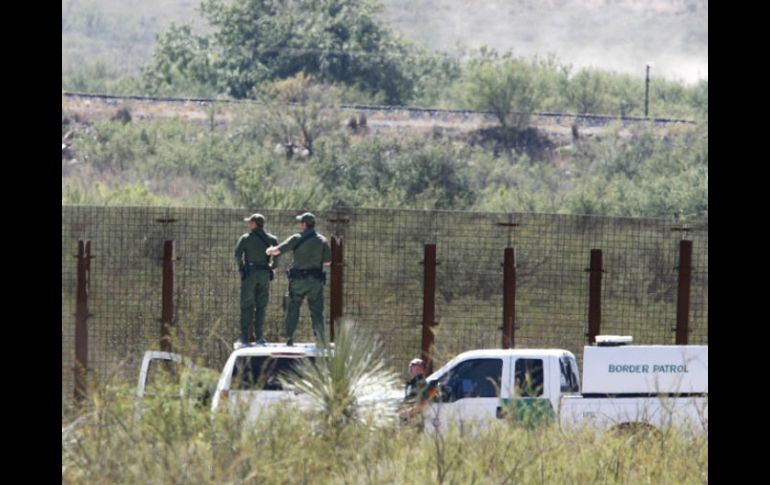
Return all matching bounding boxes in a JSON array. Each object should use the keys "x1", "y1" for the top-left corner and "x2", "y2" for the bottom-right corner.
[{"x1": 278, "y1": 320, "x2": 401, "y2": 442}]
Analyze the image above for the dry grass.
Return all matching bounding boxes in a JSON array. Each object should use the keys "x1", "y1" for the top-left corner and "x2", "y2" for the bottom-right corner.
[{"x1": 62, "y1": 384, "x2": 708, "y2": 484}]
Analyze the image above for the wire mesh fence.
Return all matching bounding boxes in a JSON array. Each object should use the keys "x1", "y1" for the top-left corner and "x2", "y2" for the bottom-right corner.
[{"x1": 62, "y1": 206, "x2": 708, "y2": 403}]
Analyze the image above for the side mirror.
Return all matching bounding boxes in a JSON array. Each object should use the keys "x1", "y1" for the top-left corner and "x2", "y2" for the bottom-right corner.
[{"x1": 439, "y1": 382, "x2": 454, "y2": 403}]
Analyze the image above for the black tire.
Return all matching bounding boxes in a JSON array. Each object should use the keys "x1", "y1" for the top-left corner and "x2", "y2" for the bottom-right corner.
[{"x1": 611, "y1": 422, "x2": 662, "y2": 439}]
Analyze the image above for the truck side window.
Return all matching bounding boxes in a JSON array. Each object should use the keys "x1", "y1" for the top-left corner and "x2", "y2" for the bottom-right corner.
[
  {"x1": 444, "y1": 358, "x2": 502, "y2": 401},
  {"x1": 559, "y1": 358, "x2": 569, "y2": 391},
  {"x1": 514, "y1": 358, "x2": 544, "y2": 397},
  {"x1": 559, "y1": 356, "x2": 580, "y2": 393},
  {"x1": 568, "y1": 358, "x2": 580, "y2": 392}
]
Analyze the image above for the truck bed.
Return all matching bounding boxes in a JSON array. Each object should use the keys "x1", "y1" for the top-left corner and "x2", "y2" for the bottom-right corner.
[{"x1": 559, "y1": 394, "x2": 708, "y2": 431}]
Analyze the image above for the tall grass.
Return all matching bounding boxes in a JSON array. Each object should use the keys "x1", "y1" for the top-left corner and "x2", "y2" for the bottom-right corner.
[
  {"x1": 63, "y1": 383, "x2": 708, "y2": 484},
  {"x1": 278, "y1": 320, "x2": 402, "y2": 444},
  {"x1": 63, "y1": 321, "x2": 707, "y2": 484}
]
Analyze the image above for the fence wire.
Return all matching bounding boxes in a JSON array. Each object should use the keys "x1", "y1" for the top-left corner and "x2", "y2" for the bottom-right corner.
[{"x1": 62, "y1": 206, "x2": 708, "y2": 403}]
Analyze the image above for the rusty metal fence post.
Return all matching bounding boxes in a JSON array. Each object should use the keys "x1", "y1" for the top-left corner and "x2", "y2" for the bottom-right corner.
[
  {"x1": 74, "y1": 240, "x2": 91, "y2": 402},
  {"x1": 329, "y1": 235, "x2": 344, "y2": 342},
  {"x1": 161, "y1": 240, "x2": 176, "y2": 352},
  {"x1": 587, "y1": 249, "x2": 603, "y2": 344},
  {"x1": 421, "y1": 244, "x2": 438, "y2": 375},
  {"x1": 502, "y1": 247, "x2": 516, "y2": 349},
  {"x1": 675, "y1": 240, "x2": 692, "y2": 345}
]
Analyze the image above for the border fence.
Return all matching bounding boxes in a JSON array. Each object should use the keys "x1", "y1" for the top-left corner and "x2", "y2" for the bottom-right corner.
[{"x1": 62, "y1": 206, "x2": 707, "y2": 403}]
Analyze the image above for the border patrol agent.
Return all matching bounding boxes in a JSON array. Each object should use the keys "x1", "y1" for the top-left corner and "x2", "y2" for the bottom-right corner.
[
  {"x1": 266, "y1": 212, "x2": 331, "y2": 346},
  {"x1": 234, "y1": 213, "x2": 280, "y2": 346},
  {"x1": 405, "y1": 358, "x2": 427, "y2": 403}
]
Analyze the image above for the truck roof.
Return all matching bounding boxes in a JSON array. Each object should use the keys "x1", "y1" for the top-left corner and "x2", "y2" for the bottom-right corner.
[
  {"x1": 228, "y1": 343, "x2": 329, "y2": 359},
  {"x1": 454, "y1": 349, "x2": 574, "y2": 359},
  {"x1": 428, "y1": 348, "x2": 575, "y2": 380}
]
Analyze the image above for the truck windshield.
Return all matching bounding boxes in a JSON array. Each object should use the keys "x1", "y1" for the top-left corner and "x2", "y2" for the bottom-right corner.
[{"x1": 231, "y1": 356, "x2": 315, "y2": 391}]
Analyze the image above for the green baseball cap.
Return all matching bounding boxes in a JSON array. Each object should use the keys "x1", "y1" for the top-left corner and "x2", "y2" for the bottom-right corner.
[
  {"x1": 244, "y1": 213, "x2": 265, "y2": 223},
  {"x1": 296, "y1": 212, "x2": 315, "y2": 224}
]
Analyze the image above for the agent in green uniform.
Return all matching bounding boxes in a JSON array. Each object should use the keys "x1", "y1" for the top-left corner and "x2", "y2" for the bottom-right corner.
[
  {"x1": 266, "y1": 212, "x2": 331, "y2": 346},
  {"x1": 234, "y1": 213, "x2": 280, "y2": 347}
]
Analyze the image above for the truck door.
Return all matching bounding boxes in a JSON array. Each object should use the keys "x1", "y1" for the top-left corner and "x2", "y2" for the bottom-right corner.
[
  {"x1": 503, "y1": 357, "x2": 555, "y2": 427},
  {"x1": 427, "y1": 358, "x2": 503, "y2": 430},
  {"x1": 136, "y1": 351, "x2": 185, "y2": 399},
  {"x1": 137, "y1": 351, "x2": 218, "y2": 407}
]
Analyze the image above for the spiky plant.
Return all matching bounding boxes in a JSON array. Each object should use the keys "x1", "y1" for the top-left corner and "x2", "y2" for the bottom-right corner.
[{"x1": 278, "y1": 320, "x2": 402, "y2": 440}]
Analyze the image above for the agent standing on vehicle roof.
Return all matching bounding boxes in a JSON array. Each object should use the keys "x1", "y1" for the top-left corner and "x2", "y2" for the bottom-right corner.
[
  {"x1": 235, "y1": 213, "x2": 280, "y2": 347},
  {"x1": 266, "y1": 212, "x2": 331, "y2": 346}
]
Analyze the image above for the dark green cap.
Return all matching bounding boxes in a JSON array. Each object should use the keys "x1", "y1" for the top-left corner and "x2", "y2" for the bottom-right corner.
[
  {"x1": 244, "y1": 213, "x2": 265, "y2": 223},
  {"x1": 296, "y1": 212, "x2": 315, "y2": 224}
]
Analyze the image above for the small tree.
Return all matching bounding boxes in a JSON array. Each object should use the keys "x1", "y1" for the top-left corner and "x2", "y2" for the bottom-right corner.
[
  {"x1": 689, "y1": 79, "x2": 708, "y2": 121},
  {"x1": 566, "y1": 68, "x2": 612, "y2": 114},
  {"x1": 610, "y1": 75, "x2": 643, "y2": 117},
  {"x1": 144, "y1": 0, "x2": 417, "y2": 103},
  {"x1": 250, "y1": 73, "x2": 342, "y2": 157},
  {"x1": 464, "y1": 53, "x2": 541, "y2": 130}
]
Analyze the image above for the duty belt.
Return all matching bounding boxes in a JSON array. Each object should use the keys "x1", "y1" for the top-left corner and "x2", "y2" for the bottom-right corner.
[
  {"x1": 287, "y1": 267, "x2": 326, "y2": 282},
  {"x1": 246, "y1": 262, "x2": 272, "y2": 271}
]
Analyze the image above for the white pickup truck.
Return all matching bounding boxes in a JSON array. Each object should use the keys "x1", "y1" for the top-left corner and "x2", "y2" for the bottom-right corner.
[
  {"x1": 210, "y1": 343, "x2": 323, "y2": 421},
  {"x1": 136, "y1": 346, "x2": 323, "y2": 419},
  {"x1": 139, "y1": 343, "x2": 402, "y2": 422},
  {"x1": 422, "y1": 336, "x2": 708, "y2": 432},
  {"x1": 209, "y1": 343, "x2": 405, "y2": 421}
]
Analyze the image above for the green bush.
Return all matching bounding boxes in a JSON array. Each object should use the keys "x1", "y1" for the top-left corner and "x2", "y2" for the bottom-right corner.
[
  {"x1": 463, "y1": 51, "x2": 542, "y2": 130},
  {"x1": 312, "y1": 138, "x2": 477, "y2": 210},
  {"x1": 63, "y1": 90, "x2": 707, "y2": 217},
  {"x1": 143, "y1": 0, "x2": 421, "y2": 104}
]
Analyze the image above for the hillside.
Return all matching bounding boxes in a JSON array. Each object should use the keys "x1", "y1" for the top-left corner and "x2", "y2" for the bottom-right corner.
[
  {"x1": 61, "y1": 1, "x2": 707, "y2": 217},
  {"x1": 62, "y1": 0, "x2": 708, "y2": 89},
  {"x1": 61, "y1": 91, "x2": 707, "y2": 217}
]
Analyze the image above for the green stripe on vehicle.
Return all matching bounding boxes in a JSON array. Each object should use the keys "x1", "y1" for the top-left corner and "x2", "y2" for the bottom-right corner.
[{"x1": 500, "y1": 398, "x2": 555, "y2": 429}]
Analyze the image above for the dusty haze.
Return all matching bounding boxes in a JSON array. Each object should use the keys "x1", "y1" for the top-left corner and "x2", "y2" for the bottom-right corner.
[
  {"x1": 381, "y1": 0, "x2": 707, "y2": 83},
  {"x1": 62, "y1": 0, "x2": 708, "y2": 83}
]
